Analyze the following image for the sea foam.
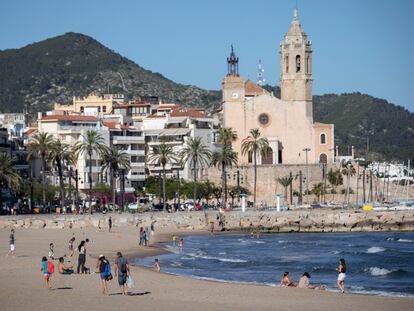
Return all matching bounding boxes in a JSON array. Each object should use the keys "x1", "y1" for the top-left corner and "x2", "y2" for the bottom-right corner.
[
  {"x1": 368, "y1": 267, "x2": 394, "y2": 276},
  {"x1": 366, "y1": 246, "x2": 386, "y2": 253}
]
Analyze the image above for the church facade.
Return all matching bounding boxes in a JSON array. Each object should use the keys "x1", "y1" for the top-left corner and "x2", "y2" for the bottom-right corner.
[{"x1": 221, "y1": 10, "x2": 334, "y2": 165}]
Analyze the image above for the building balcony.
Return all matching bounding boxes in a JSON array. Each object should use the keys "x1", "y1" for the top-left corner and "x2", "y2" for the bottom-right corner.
[
  {"x1": 58, "y1": 126, "x2": 98, "y2": 133},
  {"x1": 126, "y1": 150, "x2": 145, "y2": 156},
  {"x1": 130, "y1": 162, "x2": 145, "y2": 168},
  {"x1": 112, "y1": 136, "x2": 144, "y2": 144},
  {"x1": 127, "y1": 174, "x2": 145, "y2": 181}
]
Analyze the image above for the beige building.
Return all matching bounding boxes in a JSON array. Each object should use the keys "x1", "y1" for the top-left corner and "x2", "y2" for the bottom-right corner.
[
  {"x1": 221, "y1": 10, "x2": 334, "y2": 165},
  {"x1": 53, "y1": 92, "x2": 124, "y2": 116}
]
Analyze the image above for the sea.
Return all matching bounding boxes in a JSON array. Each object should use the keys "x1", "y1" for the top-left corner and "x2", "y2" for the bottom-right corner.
[{"x1": 133, "y1": 232, "x2": 414, "y2": 297}]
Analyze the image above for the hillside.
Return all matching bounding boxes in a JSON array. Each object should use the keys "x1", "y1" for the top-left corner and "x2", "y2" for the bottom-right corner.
[
  {"x1": 0, "y1": 32, "x2": 221, "y2": 113},
  {"x1": 0, "y1": 33, "x2": 413, "y2": 161}
]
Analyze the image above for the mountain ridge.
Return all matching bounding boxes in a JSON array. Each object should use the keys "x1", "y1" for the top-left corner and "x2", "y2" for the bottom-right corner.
[{"x1": 0, "y1": 32, "x2": 413, "y2": 161}]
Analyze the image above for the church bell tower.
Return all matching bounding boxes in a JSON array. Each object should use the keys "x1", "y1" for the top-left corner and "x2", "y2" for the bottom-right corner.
[
  {"x1": 280, "y1": 9, "x2": 313, "y2": 119},
  {"x1": 222, "y1": 45, "x2": 245, "y2": 103}
]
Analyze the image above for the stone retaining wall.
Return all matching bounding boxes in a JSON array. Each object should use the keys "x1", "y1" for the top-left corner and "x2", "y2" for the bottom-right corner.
[{"x1": 1, "y1": 210, "x2": 413, "y2": 233}]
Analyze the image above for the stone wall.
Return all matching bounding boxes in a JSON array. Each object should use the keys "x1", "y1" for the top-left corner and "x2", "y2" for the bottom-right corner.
[{"x1": 1, "y1": 210, "x2": 413, "y2": 233}]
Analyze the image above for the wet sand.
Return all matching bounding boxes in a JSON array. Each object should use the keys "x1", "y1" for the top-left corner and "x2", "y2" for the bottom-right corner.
[{"x1": 0, "y1": 224, "x2": 413, "y2": 311}]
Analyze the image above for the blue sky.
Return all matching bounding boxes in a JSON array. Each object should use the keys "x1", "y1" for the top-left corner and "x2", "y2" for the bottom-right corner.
[{"x1": 1, "y1": 0, "x2": 413, "y2": 111}]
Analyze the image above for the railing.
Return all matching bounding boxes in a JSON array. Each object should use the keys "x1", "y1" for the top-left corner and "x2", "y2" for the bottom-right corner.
[{"x1": 113, "y1": 136, "x2": 145, "y2": 142}]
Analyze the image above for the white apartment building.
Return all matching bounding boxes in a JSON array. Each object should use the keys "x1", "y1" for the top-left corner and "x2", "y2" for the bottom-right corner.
[
  {"x1": 143, "y1": 107, "x2": 219, "y2": 180},
  {"x1": 37, "y1": 115, "x2": 110, "y2": 192}
]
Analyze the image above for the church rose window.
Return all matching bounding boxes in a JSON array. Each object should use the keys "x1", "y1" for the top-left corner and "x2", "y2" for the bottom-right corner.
[{"x1": 258, "y1": 113, "x2": 269, "y2": 126}]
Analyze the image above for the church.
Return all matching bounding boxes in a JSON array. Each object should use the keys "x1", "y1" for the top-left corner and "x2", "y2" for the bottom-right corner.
[{"x1": 221, "y1": 10, "x2": 334, "y2": 165}]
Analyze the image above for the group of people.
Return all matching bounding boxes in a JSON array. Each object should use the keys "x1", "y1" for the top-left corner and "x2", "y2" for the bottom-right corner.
[
  {"x1": 138, "y1": 222, "x2": 155, "y2": 246},
  {"x1": 280, "y1": 258, "x2": 347, "y2": 293},
  {"x1": 96, "y1": 252, "x2": 132, "y2": 295}
]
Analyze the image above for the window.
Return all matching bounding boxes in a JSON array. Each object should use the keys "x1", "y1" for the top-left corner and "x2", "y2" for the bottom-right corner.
[
  {"x1": 258, "y1": 113, "x2": 270, "y2": 126},
  {"x1": 296, "y1": 55, "x2": 301, "y2": 72},
  {"x1": 80, "y1": 106, "x2": 84, "y2": 113},
  {"x1": 103, "y1": 106, "x2": 107, "y2": 113},
  {"x1": 319, "y1": 153, "x2": 327, "y2": 164},
  {"x1": 248, "y1": 151, "x2": 253, "y2": 163},
  {"x1": 285, "y1": 55, "x2": 289, "y2": 73},
  {"x1": 320, "y1": 133, "x2": 326, "y2": 145}
]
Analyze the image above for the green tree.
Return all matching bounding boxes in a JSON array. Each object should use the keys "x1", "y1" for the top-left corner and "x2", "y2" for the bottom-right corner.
[
  {"x1": 212, "y1": 127, "x2": 238, "y2": 207},
  {"x1": 327, "y1": 168, "x2": 343, "y2": 201},
  {"x1": 0, "y1": 153, "x2": 21, "y2": 208},
  {"x1": 277, "y1": 175, "x2": 293, "y2": 204},
  {"x1": 148, "y1": 143, "x2": 178, "y2": 211},
  {"x1": 180, "y1": 137, "x2": 211, "y2": 206},
  {"x1": 49, "y1": 139, "x2": 70, "y2": 209},
  {"x1": 211, "y1": 145, "x2": 238, "y2": 208},
  {"x1": 341, "y1": 161, "x2": 356, "y2": 205},
  {"x1": 74, "y1": 130, "x2": 107, "y2": 213},
  {"x1": 100, "y1": 146, "x2": 130, "y2": 211},
  {"x1": 311, "y1": 182, "x2": 324, "y2": 202},
  {"x1": 241, "y1": 128, "x2": 270, "y2": 208},
  {"x1": 27, "y1": 132, "x2": 54, "y2": 208}
]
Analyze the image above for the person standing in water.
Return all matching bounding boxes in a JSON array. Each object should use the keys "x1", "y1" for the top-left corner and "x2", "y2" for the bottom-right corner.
[
  {"x1": 154, "y1": 258, "x2": 161, "y2": 272},
  {"x1": 336, "y1": 258, "x2": 346, "y2": 293}
]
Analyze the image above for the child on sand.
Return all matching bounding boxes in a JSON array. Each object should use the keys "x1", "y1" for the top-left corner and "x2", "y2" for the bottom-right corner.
[
  {"x1": 336, "y1": 258, "x2": 346, "y2": 293},
  {"x1": 41, "y1": 256, "x2": 53, "y2": 289},
  {"x1": 48, "y1": 243, "x2": 55, "y2": 259},
  {"x1": 6, "y1": 229, "x2": 15, "y2": 257},
  {"x1": 154, "y1": 259, "x2": 161, "y2": 272}
]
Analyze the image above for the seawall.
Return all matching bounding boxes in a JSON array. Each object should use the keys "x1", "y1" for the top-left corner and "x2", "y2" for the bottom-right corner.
[{"x1": 1, "y1": 209, "x2": 413, "y2": 233}]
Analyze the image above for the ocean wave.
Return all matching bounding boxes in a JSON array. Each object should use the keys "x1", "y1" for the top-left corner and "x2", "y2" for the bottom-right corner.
[
  {"x1": 186, "y1": 252, "x2": 247, "y2": 263},
  {"x1": 397, "y1": 238, "x2": 414, "y2": 243},
  {"x1": 366, "y1": 246, "x2": 386, "y2": 253},
  {"x1": 367, "y1": 267, "x2": 395, "y2": 276},
  {"x1": 181, "y1": 256, "x2": 195, "y2": 260}
]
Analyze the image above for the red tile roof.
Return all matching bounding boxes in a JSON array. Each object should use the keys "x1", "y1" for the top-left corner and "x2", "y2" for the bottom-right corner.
[
  {"x1": 245, "y1": 80, "x2": 267, "y2": 96},
  {"x1": 24, "y1": 128, "x2": 38, "y2": 136},
  {"x1": 40, "y1": 115, "x2": 99, "y2": 122},
  {"x1": 102, "y1": 121, "x2": 130, "y2": 130}
]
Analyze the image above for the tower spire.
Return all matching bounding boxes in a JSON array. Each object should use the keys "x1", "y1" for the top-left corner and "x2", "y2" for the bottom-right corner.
[{"x1": 227, "y1": 44, "x2": 239, "y2": 76}]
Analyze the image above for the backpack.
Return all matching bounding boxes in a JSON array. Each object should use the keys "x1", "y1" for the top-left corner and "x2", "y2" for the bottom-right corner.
[
  {"x1": 104, "y1": 262, "x2": 111, "y2": 277},
  {"x1": 47, "y1": 261, "x2": 55, "y2": 274}
]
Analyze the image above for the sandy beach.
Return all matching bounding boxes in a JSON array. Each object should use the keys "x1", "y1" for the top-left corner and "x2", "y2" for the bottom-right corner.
[{"x1": 1, "y1": 223, "x2": 413, "y2": 311}]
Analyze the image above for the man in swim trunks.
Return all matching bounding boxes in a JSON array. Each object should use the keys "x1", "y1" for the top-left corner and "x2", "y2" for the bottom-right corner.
[{"x1": 114, "y1": 252, "x2": 130, "y2": 295}]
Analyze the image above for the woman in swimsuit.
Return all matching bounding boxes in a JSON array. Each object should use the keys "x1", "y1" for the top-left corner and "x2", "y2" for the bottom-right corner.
[{"x1": 336, "y1": 258, "x2": 346, "y2": 293}]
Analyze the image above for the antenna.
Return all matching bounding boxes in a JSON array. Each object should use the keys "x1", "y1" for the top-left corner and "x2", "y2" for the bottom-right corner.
[{"x1": 257, "y1": 59, "x2": 265, "y2": 86}]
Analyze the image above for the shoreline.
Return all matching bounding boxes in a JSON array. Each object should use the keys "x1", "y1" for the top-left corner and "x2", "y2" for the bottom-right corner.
[
  {"x1": 130, "y1": 230, "x2": 414, "y2": 299},
  {"x1": 1, "y1": 222, "x2": 413, "y2": 311}
]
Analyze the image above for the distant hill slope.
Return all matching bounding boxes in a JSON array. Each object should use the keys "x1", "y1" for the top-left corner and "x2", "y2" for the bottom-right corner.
[
  {"x1": 0, "y1": 32, "x2": 221, "y2": 113},
  {"x1": 1, "y1": 33, "x2": 413, "y2": 161}
]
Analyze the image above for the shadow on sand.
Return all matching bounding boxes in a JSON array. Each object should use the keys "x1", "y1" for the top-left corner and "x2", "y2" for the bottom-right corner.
[{"x1": 109, "y1": 291, "x2": 151, "y2": 296}]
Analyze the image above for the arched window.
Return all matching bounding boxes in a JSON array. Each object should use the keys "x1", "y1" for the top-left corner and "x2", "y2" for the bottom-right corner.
[
  {"x1": 80, "y1": 106, "x2": 84, "y2": 113},
  {"x1": 320, "y1": 133, "x2": 326, "y2": 145},
  {"x1": 296, "y1": 55, "x2": 301, "y2": 73},
  {"x1": 285, "y1": 55, "x2": 289, "y2": 73},
  {"x1": 306, "y1": 56, "x2": 310, "y2": 73},
  {"x1": 319, "y1": 153, "x2": 328, "y2": 164}
]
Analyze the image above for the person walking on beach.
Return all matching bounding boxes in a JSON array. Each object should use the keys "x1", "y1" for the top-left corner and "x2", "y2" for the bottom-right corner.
[
  {"x1": 77, "y1": 240, "x2": 87, "y2": 274},
  {"x1": 336, "y1": 258, "x2": 346, "y2": 293},
  {"x1": 41, "y1": 256, "x2": 54, "y2": 289},
  {"x1": 6, "y1": 229, "x2": 15, "y2": 257},
  {"x1": 108, "y1": 216, "x2": 112, "y2": 232},
  {"x1": 154, "y1": 258, "x2": 161, "y2": 272},
  {"x1": 114, "y1": 252, "x2": 130, "y2": 295},
  {"x1": 68, "y1": 237, "x2": 76, "y2": 258},
  {"x1": 139, "y1": 227, "x2": 144, "y2": 245},
  {"x1": 48, "y1": 243, "x2": 55, "y2": 259},
  {"x1": 96, "y1": 255, "x2": 110, "y2": 295},
  {"x1": 150, "y1": 222, "x2": 155, "y2": 237}
]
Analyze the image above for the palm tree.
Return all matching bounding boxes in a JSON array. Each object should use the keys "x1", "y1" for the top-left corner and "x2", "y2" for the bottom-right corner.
[
  {"x1": 217, "y1": 127, "x2": 237, "y2": 146},
  {"x1": 74, "y1": 130, "x2": 107, "y2": 213},
  {"x1": 241, "y1": 128, "x2": 270, "y2": 208},
  {"x1": 311, "y1": 183, "x2": 324, "y2": 203},
  {"x1": 327, "y1": 168, "x2": 343, "y2": 202},
  {"x1": 211, "y1": 145, "x2": 238, "y2": 208},
  {"x1": 277, "y1": 175, "x2": 293, "y2": 204},
  {"x1": 101, "y1": 147, "x2": 131, "y2": 212},
  {"x1": 27, "y1": 132, "x2": 54, "y2": 208},
  {"x1": 148, "y1": 142, "x2": 178, "y2": 211},
  {"x1": 341, "y1": 161, "x2": 356, "y2": 205},
  {"x1": 180, "y1": 137, "x2": 211, "y2": 206},
  {"x1": 49, "y1": 139, "x2": 70, "y2": 210},
  {"x1": 0, "y1": 153, "x2": 21, "y2": 208}
]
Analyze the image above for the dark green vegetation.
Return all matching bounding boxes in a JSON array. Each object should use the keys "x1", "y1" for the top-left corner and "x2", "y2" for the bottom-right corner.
[{"x1": 1, "y1": 33, "x2": 413, "y2": 161}]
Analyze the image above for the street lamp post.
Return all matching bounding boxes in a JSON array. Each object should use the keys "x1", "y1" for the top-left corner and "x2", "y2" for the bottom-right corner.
[{"x1": 303, "y1": 148, "x2": 311, "y2": 204}]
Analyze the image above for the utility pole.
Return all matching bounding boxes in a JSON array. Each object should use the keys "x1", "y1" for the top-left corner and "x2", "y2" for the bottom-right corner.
[
  {"x1": 303, "y1": 148, "x2": 311, "y2": 204},
  {"x1": 356, "y1": 162, "x2": 360, "y2": 206},
  {"x1": 406, "y1": 160, "x2": 410, "y2": 202},
  {"x1": 369, "y1": 170, "x2": 373, "y2": 202},
  {"x1": 176, "y1": 168, "x2": 181, "y2": 210},
  {"x1": 299, "y1": 170, "x2": 303, "y2": 205},
  {"x1": 121, "y1": 169, "x2": 125, "y2": 213},
  {"x1": 362, "y1": 169, "x2": 366, "y2": 203},
  {"x1": 289, "y1": 171, "x2": 293, "y2": 205},
  {"x1": 386, "y1": 163, "x2": 390, "y2": 202},
  {"x1": 236, "y1": 170, "x2": 241, "y2": 204}
]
